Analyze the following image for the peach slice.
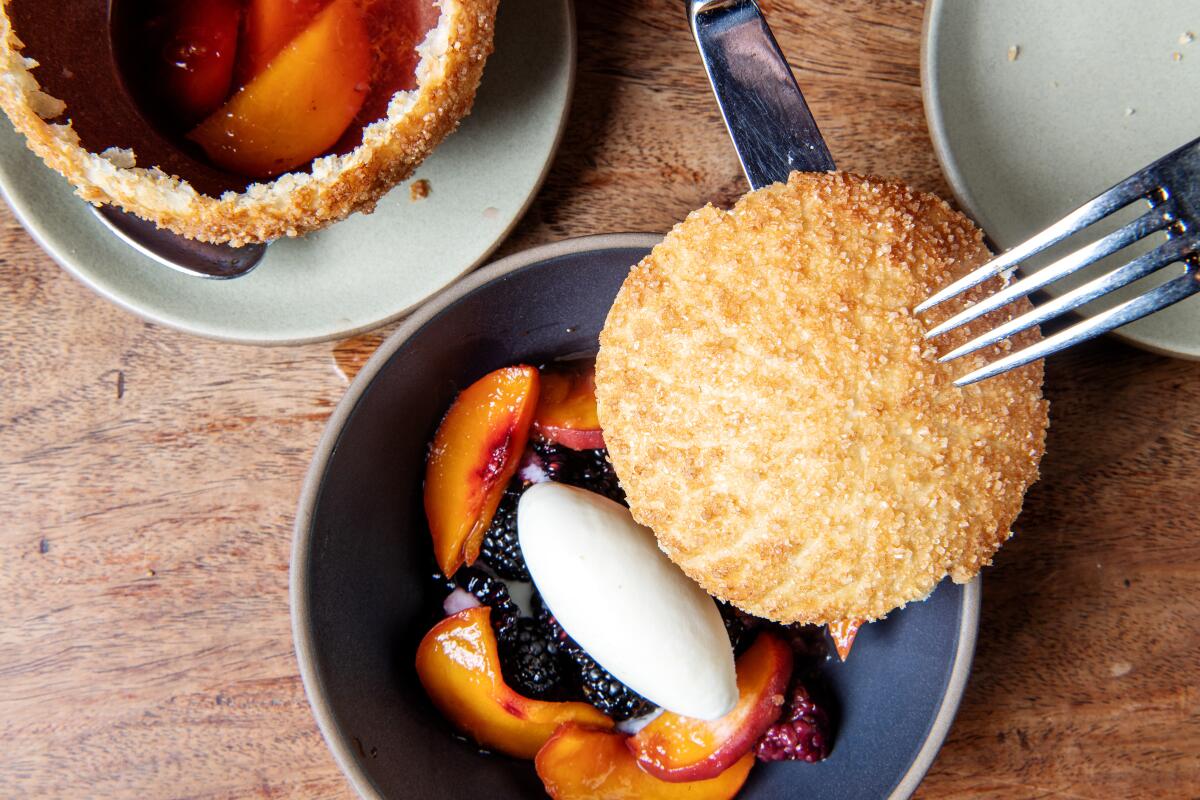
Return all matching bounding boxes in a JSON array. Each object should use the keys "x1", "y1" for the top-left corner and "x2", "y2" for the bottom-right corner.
[
  {"x1": 157, "y1": 0, "x2": 242, "y2": 124},
  {"x1": 416, "y1": 607, "x2": 612, "y2": 759},
  {"x1": 628, "y1": 631, "x2": 792, "y2": 782},
  {"x1": 424, "y1": 366, "x2": 539, "y2": 577},
  {"x1": 533, "y1": 362, "x2": 605, "y2": 450},
  {"x1": 188, "y1": 0, "x2": 371, "y2": 177},
  {"x1": 236, "y1": 0, "x2": 329, "y2": 86},
  {"x1": 536, "y1": 724, "x2": 754, "y2": 800},
  {"x1": 827, "y1": 618, "x2": 863, "y2": 661}
]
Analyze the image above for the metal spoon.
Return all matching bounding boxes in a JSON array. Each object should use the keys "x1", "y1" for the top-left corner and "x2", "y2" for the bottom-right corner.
[{"x1": 92, "y1": 204, "x2": 266, "y2": 279}]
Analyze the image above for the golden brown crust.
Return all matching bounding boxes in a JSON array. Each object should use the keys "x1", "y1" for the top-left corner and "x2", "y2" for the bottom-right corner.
[
  {"x1": 596, "y1": 172, "x2": 1048, "y2": 625},
  {"x1": 0, "y1": 0, "x2": 496, "y2": 245}
]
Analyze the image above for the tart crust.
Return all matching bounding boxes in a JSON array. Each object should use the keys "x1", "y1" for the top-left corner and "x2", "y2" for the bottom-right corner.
[
  {"x1": 0, "y1": 0, "x2": 497, "y2": 245},
  {"x1": 596, "y1": 172, "x2": 1049, "y2": 625}
]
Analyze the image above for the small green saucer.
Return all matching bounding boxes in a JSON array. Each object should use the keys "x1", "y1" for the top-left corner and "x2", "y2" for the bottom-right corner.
[{"x1": 0, "y1": 0, "x2": 575, "y2": 344}]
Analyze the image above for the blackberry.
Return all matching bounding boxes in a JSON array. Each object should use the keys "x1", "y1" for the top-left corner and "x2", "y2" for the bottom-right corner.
[
  {"x1": 499, "y1": 618, "x2": 566, "y2": 699},
  {"x1": 532, "y1": 441, "x2": 626, "y2": 505},
  {"x1": 532, "y1": 594, "x2": 649, "y2": 718},
  {"x1": 565, "y1": 448, "x2": 626, "y2": 505},
  {"x1": 478, "y1": 485, "x2": 530, "y2": 580},
  {"x1": 571, "y1": 649, "x2": 655, "y2": 721},
  {"x1": 755, "y1": 680, "x2": 831, "y2": 763},
  {"x1": 533, "y1": 594, "x2": 582, "y2": 658},
  {"x1": 531, "y1": 438, "x2": 570, "y2": 480},
  {"x1": 455, "y1": 567, "x2": 520, "y2": 644}
]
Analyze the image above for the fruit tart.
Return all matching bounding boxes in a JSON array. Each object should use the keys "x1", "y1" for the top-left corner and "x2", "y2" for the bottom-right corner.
[{"x1": 0, "y1": 0, "x2": 497, "y2": 245}]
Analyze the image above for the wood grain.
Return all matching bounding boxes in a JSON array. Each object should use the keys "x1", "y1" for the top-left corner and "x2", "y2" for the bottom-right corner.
[{"x1": 1, "y1": 1, "x2": 1197, "y2": 797}]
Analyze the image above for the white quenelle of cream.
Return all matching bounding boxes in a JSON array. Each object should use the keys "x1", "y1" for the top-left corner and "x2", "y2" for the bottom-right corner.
[{"x1": 517, "y1": 482, "x2": 737, "y2": 720}]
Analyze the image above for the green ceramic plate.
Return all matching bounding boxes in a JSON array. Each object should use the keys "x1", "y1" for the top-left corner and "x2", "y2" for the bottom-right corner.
[
  {"x1": 0, "y1": 0, "x2": 574, "y2": 344},
  {"x1": 923, "y1": 0, "x2": 1200, "y2": 358}
]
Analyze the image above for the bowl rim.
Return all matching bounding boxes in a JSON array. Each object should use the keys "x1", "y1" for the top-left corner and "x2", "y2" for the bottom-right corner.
[{"x1": 289, "y1": 232, "x2": 981, "y2": 800}]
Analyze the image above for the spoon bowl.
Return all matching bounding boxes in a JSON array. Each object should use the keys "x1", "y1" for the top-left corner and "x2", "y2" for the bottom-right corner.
[{"x1": 92, "y1": 205, "x2": 266, "y2": 279}]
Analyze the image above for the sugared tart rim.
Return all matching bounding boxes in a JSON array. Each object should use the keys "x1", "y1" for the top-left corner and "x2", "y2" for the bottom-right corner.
[{"x1": 0, "y1": 0, "x2": 497, "y2": 246}]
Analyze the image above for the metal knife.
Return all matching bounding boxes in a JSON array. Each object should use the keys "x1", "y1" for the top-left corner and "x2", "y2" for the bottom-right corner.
[{"x1": 685, "y1": 0, "x2": 835, "y2": 191}]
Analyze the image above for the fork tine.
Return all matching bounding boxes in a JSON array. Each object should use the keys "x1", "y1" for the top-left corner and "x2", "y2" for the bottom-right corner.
[
  {"x1": 939, "y1": 234, "x2": 1200, "y2": 363},
  {"x1": 924, "y1": 208, "x2": 1174, "y2": 340},
  {"x1": 914, "y1": 170, "x2": 1158, "y2": 314},
  {"x1": 953, "y1": 269, "x2": 1200, "y2": 387}
]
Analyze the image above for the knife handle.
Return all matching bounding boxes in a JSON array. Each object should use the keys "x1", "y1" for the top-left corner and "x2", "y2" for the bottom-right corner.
[{"x1": 686, "y1": 0, "x2": 835, "y2": 191}]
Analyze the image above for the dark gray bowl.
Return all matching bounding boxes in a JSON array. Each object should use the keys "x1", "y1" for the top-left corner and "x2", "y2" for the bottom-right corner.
[{"x1": 291, "y1": 233, "x2": 980, "y2": 800}]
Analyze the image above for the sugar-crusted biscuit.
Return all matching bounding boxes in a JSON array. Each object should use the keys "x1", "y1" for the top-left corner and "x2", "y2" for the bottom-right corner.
[{"x1": 596, "y1": 171, "x2": 1048, "y2": 625}]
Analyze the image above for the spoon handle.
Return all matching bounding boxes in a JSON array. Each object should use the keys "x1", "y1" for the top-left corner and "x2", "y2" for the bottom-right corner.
[{"x1": 685, "y1": 0, "x2": 835, "y2": 191}]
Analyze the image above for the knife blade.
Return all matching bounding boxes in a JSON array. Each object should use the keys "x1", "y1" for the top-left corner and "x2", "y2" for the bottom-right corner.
[{"x1": 686, "y1": 0, "x2": 835, "y2": 191}]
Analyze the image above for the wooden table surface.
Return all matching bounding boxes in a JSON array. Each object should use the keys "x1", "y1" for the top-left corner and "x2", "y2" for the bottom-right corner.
[{"x1": 2, "y1": 1, "x2": 1198, "y2": 797}]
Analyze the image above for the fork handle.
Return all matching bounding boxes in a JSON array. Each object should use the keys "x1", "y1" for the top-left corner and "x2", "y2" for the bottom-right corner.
[{"x1": 685, "y1": 0, "x2": 836, "y2": 190}]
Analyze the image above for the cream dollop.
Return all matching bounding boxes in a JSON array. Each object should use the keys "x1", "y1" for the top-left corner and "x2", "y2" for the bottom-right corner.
[{"x1": 517, "y1": 482, "x2": 737, "y2": 719}]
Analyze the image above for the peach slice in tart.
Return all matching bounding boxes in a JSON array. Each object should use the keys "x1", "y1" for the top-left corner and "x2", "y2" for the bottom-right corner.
[
  {"x1": 235, "y1": 0, "x2": 330, "y2": 87},
  {"x1": 188, "y1": 0, "x2": 374, "y2": 179}
]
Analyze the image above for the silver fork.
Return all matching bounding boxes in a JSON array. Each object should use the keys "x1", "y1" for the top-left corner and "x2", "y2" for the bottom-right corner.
[{"x1": 918, "y1": 134, "x2": 1200, "y2": 387}]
